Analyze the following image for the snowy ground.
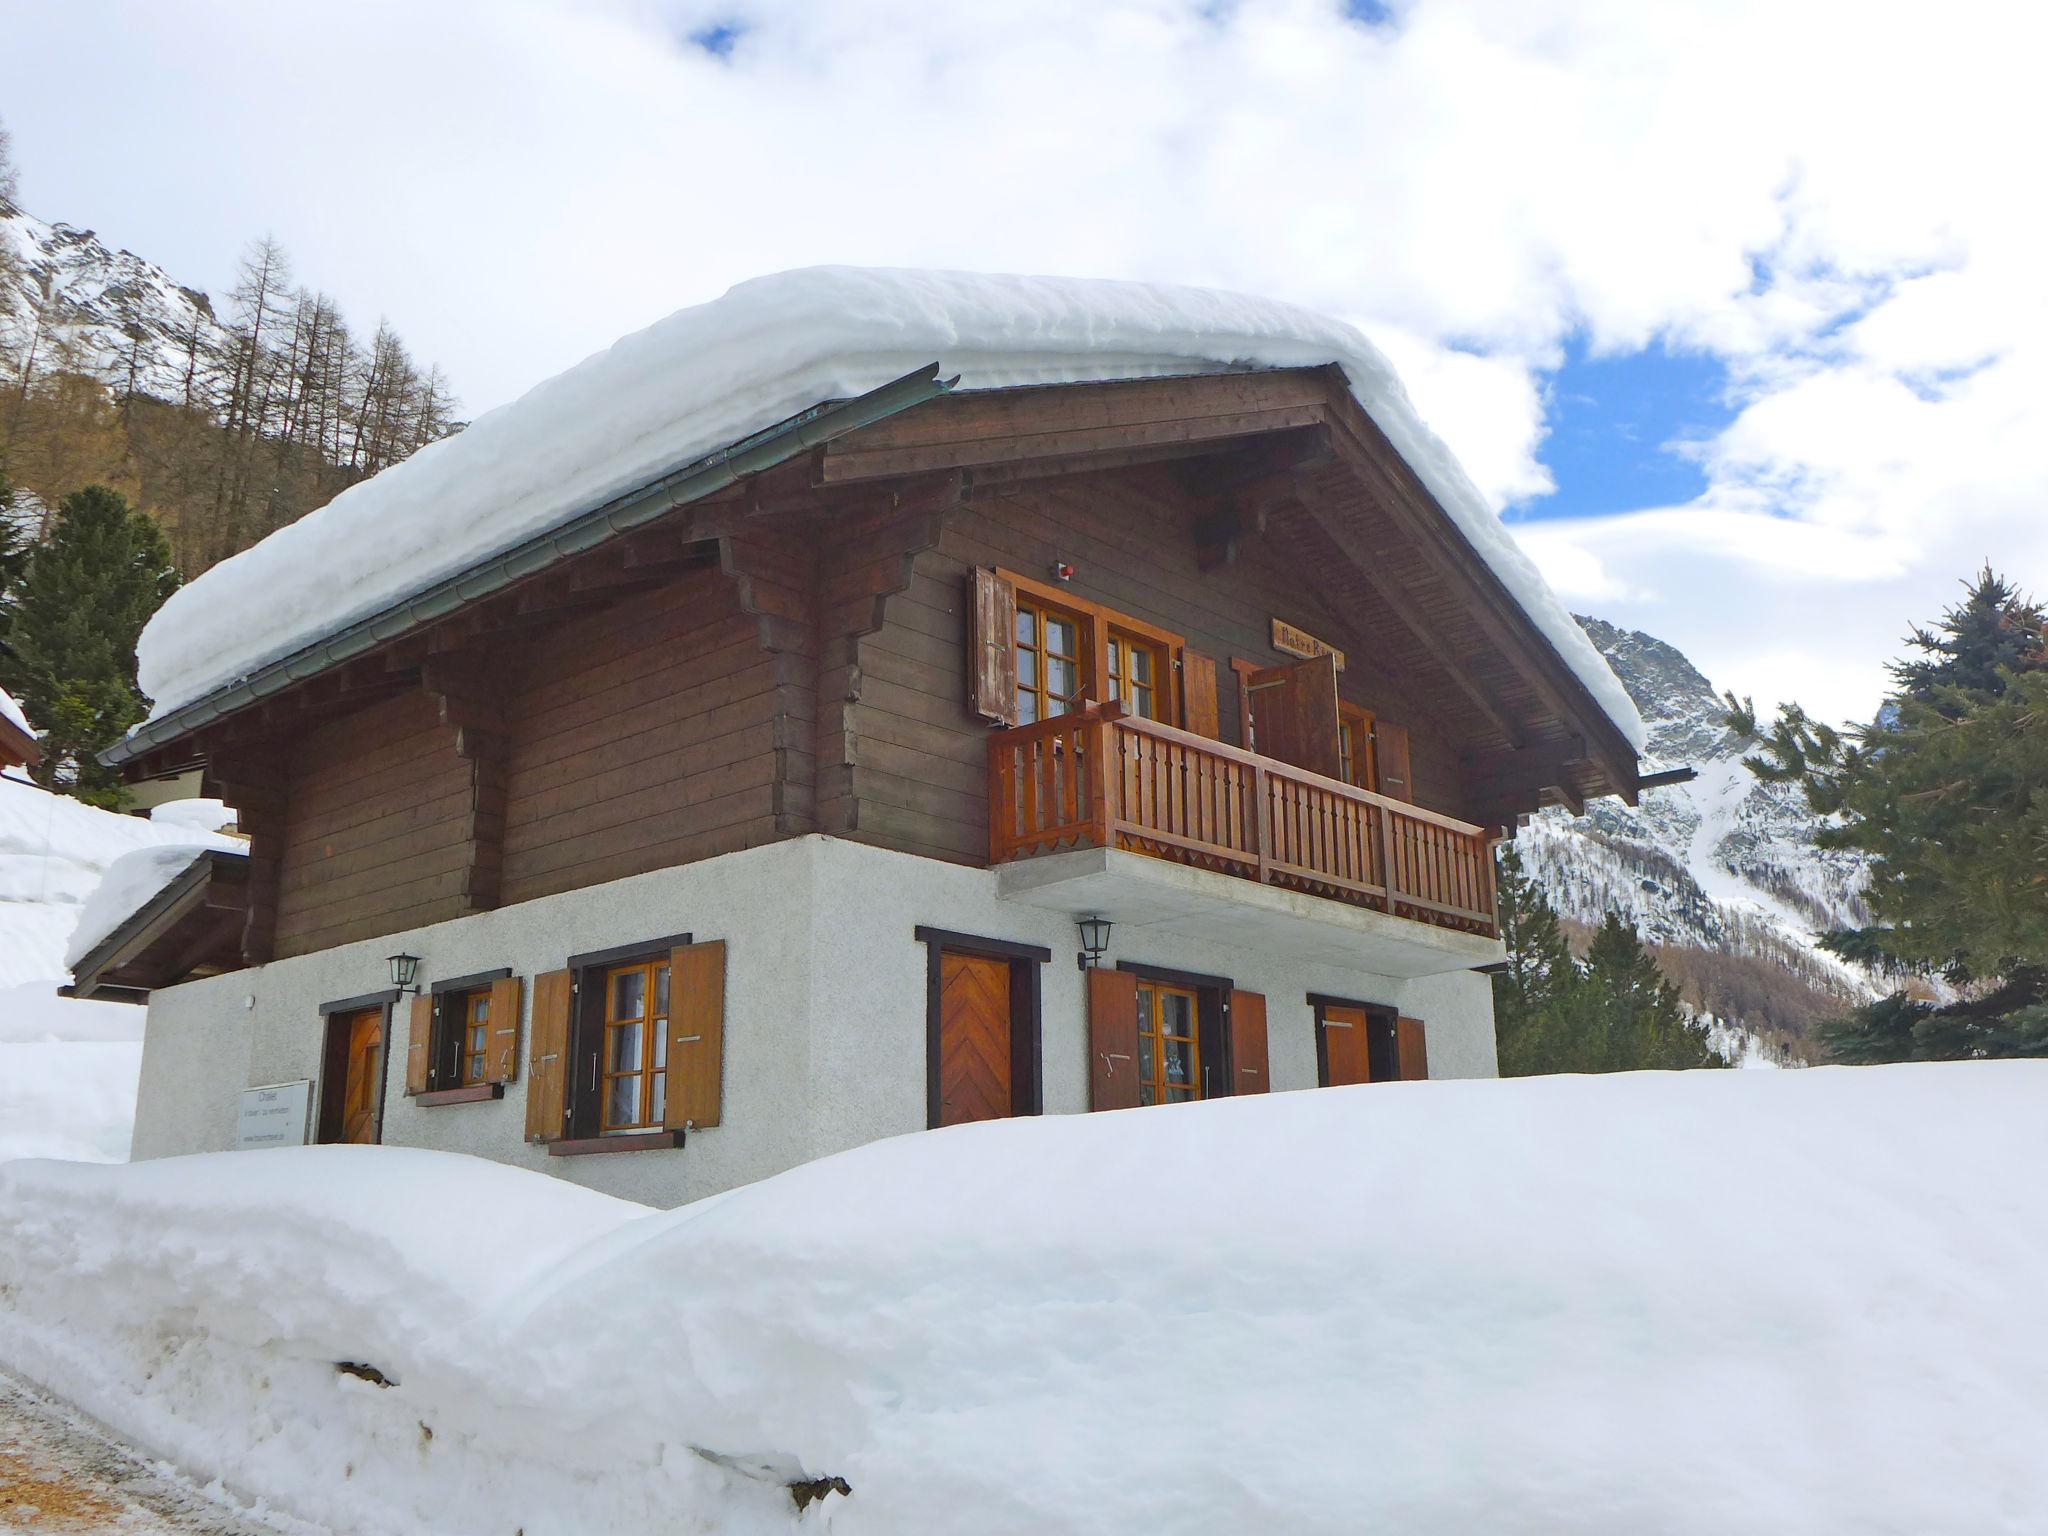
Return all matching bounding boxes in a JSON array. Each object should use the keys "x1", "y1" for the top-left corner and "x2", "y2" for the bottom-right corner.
[
  {"x1": 0, "y1": 1372, "x2": 292, "y2": 1535},
  {"x1": 2, "y1": 1063, "x2": 2042, "y2": 1535}
]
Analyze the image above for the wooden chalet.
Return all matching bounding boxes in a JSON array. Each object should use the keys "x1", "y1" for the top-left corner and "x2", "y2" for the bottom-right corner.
[{"x1": 111, "y1": 289, "x2": 1641, "y2": 1201}]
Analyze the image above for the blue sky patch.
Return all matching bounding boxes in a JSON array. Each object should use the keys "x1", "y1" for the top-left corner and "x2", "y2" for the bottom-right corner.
[
  {"x1": 1519, "y1": 337, "x2": 1736, "y2": 521},
  {"x1": 687, "y1": 21, "x2": 744, "y2": 57}
]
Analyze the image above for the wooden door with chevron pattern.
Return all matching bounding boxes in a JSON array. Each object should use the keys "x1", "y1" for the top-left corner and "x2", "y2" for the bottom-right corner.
[{"x1": 937, "y1": 951, "x2": 1014, "y2": 1126}]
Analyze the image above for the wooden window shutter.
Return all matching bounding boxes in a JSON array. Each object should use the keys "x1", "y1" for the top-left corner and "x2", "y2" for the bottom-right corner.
[
  {"x1": 1228, "y1": 989, "x2": 1269, "y2": 1095},
  {"x1": 1376, "y1": 721, "x2": 1414, "y2": 802},
  {"x1": 405, "y1": 995, "x2": 434, "y2": 1096},
  {"x1": 1396, "y1": 1015, "x2": 1429, "y2": 1081},
  {"x1": 665, "y1": 940, "x2": 727, "y2": 1131},
  {"x1": 487, "y1": 975, "x2": 524, "y2": 1085},
  {"x1": 1180, "y1": 649, "x2": 1221, "y2": 739},
  {"x1": 524, "y1": 968, "x2": 574, "y2": 1143},
  {"x1": 1243, "y1": 653, "x2": 1342, "y2": 778},
  {"x1": 970, "y1": 567, "x2": 1019, "y2": 725},
  {"x1": 1086, "y1": 966, "x2": 1141, "y2": 1111}
]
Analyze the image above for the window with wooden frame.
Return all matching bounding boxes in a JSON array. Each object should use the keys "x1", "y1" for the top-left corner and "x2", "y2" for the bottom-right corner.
[
  {"x1": 971, "y1": 567, "x2": 1196, "y2": 731},
  {"x1": 1014, "y1": 593, "x2": 1085, "y2": 724},
  {"x1": 600, "y1": 955, "x2": 671, "y2": 1132},
  {"x1": 1337, "y1": 701, "x2": 1377, "y2": 791},
  {"x1": 524, "y1": 933, "x2": 727, "y2": 1154},
  {"x1": 405, "y1": 970, "x2": 523, "y2": 1106},
  {"x1": 1135, "y1": 977, "x2": 1201, "y2": 1104},
  {"x1": 1085, "y1": 962, "x2": 1268, "y2": 1109}
]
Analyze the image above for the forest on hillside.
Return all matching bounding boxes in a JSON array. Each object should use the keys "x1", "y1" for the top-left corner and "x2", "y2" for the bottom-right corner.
[{"x1": 0, "y1": 117, "x2": 455, "y2": 578}]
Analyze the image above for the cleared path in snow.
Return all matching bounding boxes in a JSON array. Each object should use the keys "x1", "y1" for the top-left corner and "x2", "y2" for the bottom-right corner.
[{"x1": 0, "y1": 1373, "x2": 291, "y2": 1535}]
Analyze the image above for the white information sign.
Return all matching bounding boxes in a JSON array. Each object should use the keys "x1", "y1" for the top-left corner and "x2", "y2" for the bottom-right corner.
[{"x1": 236, "y1": 1079, "x2": 312, "y2": 1150}]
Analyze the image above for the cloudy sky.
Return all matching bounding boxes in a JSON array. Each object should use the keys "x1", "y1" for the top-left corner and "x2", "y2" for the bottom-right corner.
[{"x1": 4, "y1": 0, "x2": 2043, "y2": 726}]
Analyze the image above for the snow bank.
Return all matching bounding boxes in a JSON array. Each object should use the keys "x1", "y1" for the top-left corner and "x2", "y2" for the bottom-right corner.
[
  {"x1": 5, "y1": 1064, "x2": 2044, "y2": 1534},
  {"x1": 148, "y1": 797, "x2": 236, "y2": 835},
  {"x1": 135, "y1": 267, "x2": 1645, "y2": 749},
  {"x1": 63, "y1": 842, "x2": 232, "y2": 972}
]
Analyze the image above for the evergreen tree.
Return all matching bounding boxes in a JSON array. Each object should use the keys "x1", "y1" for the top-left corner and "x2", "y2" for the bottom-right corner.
[
  {"x1": 1583, "y1": 911, "x2": 1717, "y2": 1070},
  {"x1": 1728, "y1": 568, "x2": 2048, "y2": 1062},
  {"x1": 0, "y1": 484, "x2": 178, "y2": 805},
  {"x1": 1493, "y1": 847, "x2": 1721, "y2": 1074}
]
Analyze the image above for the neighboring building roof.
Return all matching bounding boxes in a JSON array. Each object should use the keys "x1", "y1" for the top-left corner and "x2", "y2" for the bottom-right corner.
[
  {"x1": 125, "y1": 268, "x2": 1644, "y2": 758},
  {"x1": 66, "y1": 845, "x2": 249, "y2": 1001}
]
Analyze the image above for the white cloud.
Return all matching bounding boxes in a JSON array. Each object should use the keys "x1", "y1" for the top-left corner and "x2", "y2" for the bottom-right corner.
[{"x1": 2, "y1": 0, "x2": 2044, "y2": 727}]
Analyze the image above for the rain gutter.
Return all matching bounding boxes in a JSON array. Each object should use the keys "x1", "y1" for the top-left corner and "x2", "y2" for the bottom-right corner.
[{"x1": 104, "y1": 363, "x2": 956, "y2": 769}]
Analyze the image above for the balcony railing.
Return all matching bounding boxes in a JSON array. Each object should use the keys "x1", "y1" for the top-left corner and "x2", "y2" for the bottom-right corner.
[{"x1": 988, "y1": 702, "x2": 1499, "y2": 939}]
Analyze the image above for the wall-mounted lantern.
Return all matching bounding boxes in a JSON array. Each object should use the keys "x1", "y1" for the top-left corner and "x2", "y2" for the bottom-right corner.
[
  {"x1": 387, "y1": 952, "x2": 422, "y2": 995},
  {"x1": 1076, "y1": 915, "x2": 1112, "y2": 972}
]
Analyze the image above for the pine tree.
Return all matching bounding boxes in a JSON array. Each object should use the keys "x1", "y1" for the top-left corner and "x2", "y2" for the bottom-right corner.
[
  {"x1": 1729, "y1": 568, "x2": 2048, "y2": 1062},
  {"x1": 1583, "y1": 911, "x2": 1717, "y2": 1070},
  {"x1": 0, "y1": 484, "x2": 179, "y2": 805}
]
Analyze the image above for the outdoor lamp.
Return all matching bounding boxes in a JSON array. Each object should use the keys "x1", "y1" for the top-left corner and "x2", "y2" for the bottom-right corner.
[
  {"x1": 1076, "y1": 915, "x2": 1112, "y2": 972},
  {"x1": 388, "y1": 952, "x2": 422, "y2": 994}
]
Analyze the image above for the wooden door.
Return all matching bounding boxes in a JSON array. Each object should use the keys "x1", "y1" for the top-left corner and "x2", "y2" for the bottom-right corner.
[
  {"x1": 1245, "y1": 653, "x2": 1342, "y2": 778},
  {"x1": 335, "y1": 1007, "x2": 386, "y2": 1144},
  {"x1": 937, "y1": 951, "x2": 1013, "y2": 1126},
  {"x1": 1321, "y1": 1004, "x2": 1372, "y2": 1087}
]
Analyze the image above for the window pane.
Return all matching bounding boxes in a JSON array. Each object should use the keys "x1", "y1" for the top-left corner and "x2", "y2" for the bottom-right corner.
[
  {"x1": 611, "y1": 969, "x2": 646, "y2": 1021},
  {"x1": 609, "y1": 1020, "x2": 643, "y2": 1072},
  {"x1": 1138, "y1": 1031, "x2": 1154, "y2": 1083},
  {"x1": 650, "y1": 1071, "x2": 665, "y2": 1126},
  {"x1": 1164, "y1": 1037, "x2": 1194, "y2": 1085},
  {"x1": 606, "y1": 1075, "x2": 640, "y2": 1129},
  {"x1": 1137, "y1": 988, "x2": 1153, "y2": 1030},
  {"x1": 1140, "y1": 1084, "x2": 1157, "y2": 1106},
  {"x1": 1130, "y1": 648, "x2": 1153, "y2": 684},
  {"x1": 471, "y1": 995, "x2": 490, "y2": 1024},
  {"x1": 1048, "y1": 656, "x2": 1078, "y2": 700},
  {"x1": 1018, "y1": 690, "x2": 1040, "y2": 724},
  {"x1": 656, "y1": 965, "x2": 670, "y2": 1018},
  {"x1": 1166, "y1": 1085, "x2": 1194, "y2": 1103},
  {"x1": 1016, "y1": 608, "x2": 1035, "y2": 643},
  {"x1": 1046, "y1": 616, "x2": 1078, "y2": 657},
  {"x1": 1018, "y1": 648, "x2": 1037, "y2": 687},
  {"x1": 1130, "y1": 682, "x2": 1154, "y2": 719},
  {"x1": 1160, "y1": 991, "x2": 1194, "y2": 1035},
  {"x1": 654, "y1": 1018, "x2": 669, "y2": 1069}
]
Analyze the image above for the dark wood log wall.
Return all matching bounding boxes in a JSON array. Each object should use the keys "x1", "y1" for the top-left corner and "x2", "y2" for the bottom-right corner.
[
  {"x1": 273, "y1": 690, "x2": 476, "y2": 956},
  {"x1": 496, "y1": 561, "x2": 804, "y2": 907}
]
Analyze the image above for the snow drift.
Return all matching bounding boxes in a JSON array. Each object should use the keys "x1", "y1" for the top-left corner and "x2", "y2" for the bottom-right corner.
[
  {"x1": 0, "y1": 777, "x2": 240, "y2": 1163},
  {"x1": 133, "y1": 266, "x2": 1644, "y2": 749},
  {"x1": 3, "y1": 1064, "x2": 2043, "y2": 1534}
]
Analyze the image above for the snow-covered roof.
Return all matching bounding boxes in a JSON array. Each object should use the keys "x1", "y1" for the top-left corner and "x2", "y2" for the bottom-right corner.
[
  {"x1": 0, "y1": 687, "x2": 30, "y2": 738},
  {"x1": 64, "y1": 840, "x2": 243, "y2": 975},
  {"x1": 134, "y1": 267, "x2": 1645, "y2": 750}
]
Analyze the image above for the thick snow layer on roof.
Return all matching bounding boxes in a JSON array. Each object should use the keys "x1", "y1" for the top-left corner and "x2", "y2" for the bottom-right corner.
[
  {"x1": 4, "y1": 1064, "x2": 2044, "y2": 1533},
  {"x1": 135, "y1": 267, "x2": 1645, "y2": 751},
  {"x1": 62, "y1": 841, "x2": 236, "y2": 973},
  {"x1": 0, "y1": 687, "x2": 29, "y2": 738}
]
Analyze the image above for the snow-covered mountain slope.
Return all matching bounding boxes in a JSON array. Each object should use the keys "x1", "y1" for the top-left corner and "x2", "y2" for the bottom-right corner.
[
  {"x1": 1521, "y1": 617, "x2": 1876, "y2": 1055},
  {"x1": 0, "y1": 203, "x2": 228, "y2": 404}
]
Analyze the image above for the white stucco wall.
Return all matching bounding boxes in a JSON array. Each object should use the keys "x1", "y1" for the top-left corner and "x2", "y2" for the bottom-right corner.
[{"x1": 132, "y1": 835, "x2": 1500, "y2": 1206}]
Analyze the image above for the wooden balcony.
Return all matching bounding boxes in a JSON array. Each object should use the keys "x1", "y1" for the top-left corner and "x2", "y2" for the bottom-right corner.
[{"x1": 988, "y1": 703, "x2": 1499, "y2": 941}]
